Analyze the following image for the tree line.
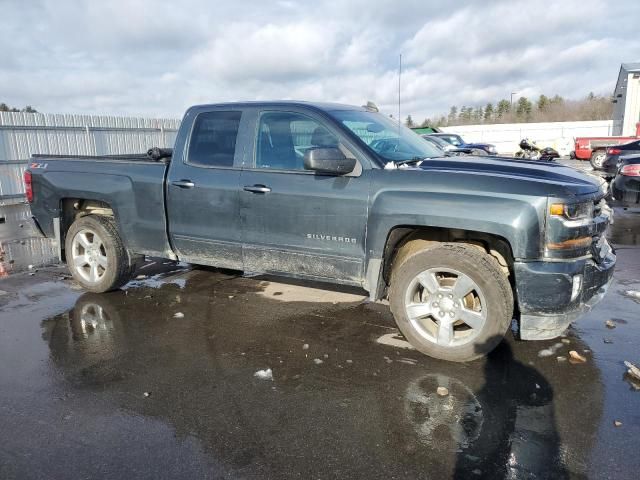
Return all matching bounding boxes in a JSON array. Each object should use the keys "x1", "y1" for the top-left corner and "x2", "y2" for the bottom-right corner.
[
  {"x1": 405, "y1": 92, "x2": 613, "y2": 128},
  {"x1": 0, "y1": 103, "x2": 37, "y2": 113}
]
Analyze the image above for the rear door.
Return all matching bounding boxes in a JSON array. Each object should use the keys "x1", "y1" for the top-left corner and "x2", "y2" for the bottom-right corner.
[
  {"x1": 239, "y1": 107, "x2": 370, "y2": 285},
  {"x1": 166, "y1": 107, "x2": 247, "y2": 269}
]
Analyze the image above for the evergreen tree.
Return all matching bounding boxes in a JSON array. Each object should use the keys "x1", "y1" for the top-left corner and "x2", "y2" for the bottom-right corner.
[
  {"x1": 459, "y1": 106, "x2": 472, "y2": 123},
  {"x1": 536, "y1": 94, "x2": 549, "y2": 112},
  {"x1": 448, "y1": 106, "x2": 458, "y2": 125},
  {"x1": 472, "y1": 107, "x2": 483, "y2": 124},
  {"x1": 484, "y1": 103, "x2": 494, "y2": 122},
  {"x1": 405, "y1": 115, "x2": 415, "y2": 127},
  {"x1": 550, "y1": 94, "x2": 564, "y2": 105},
  {"x1": 0, "y1": 102, "x2": 37, "y2": 113},
  {"x1": 515, "y1": 97, "x2": 532, "y2": 119},
  {"x1": 496, "y1": 99, "x2": 511, "y2": 119}
]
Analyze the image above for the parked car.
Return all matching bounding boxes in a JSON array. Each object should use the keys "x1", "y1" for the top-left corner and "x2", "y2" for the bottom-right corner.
[
  {"x1": 611, "y1": 154, "x2": 640, "y2": 207},
  {"x1": 427, "y1": 133, "x2": 497, "y2": 155},
  {"x1": 420, "y1": 134, "x2": 473, "y2": 155},
  {"x1": 26, "y1": 101, "x2": 614, "y2": 362},
  {"x1": 600, "y1": 139, "x2": 640, "y2": 175},
  {"x1": 573, "y1": 124, "x2": 640, "y2": 166}
]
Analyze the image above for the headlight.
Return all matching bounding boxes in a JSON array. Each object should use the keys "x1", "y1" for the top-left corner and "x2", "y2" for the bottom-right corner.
[
  {"x1": 549, "y1": 201, "x2": 593, "y2": 220},
  {"x1": 545, "y1": 200, "x2": 594, "y2": 258}
]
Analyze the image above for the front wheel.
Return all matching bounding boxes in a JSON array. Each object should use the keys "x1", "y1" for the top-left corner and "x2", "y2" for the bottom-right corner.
[
  {"x1": 389, "y1": 243, "x2": 514, "y2": 362},
  {"x1": 65, "y1": 215, "x2": 135, "y2": 292}
]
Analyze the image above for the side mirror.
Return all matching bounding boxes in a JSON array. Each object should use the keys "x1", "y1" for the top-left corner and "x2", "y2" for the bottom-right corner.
[{"x1": 303, "y1": 147, "x2": 356, "y2": 175}]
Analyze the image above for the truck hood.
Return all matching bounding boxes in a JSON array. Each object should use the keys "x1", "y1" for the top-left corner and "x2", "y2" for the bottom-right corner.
[{"x1": 412, "y1": 156, "x2": 604, "y2": 197}]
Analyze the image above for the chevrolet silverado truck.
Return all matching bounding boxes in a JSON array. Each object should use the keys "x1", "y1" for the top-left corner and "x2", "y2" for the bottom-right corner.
[{"x1": 25, "y1": 101, "x2": 615, "y2": 362}]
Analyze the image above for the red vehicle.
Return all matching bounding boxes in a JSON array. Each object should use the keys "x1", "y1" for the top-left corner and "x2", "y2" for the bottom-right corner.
[{"x1": 573, "y1": 122, "x2": 640, "y2": 168}]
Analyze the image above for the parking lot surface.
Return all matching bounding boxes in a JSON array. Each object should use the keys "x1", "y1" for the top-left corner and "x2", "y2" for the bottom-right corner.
[{"x1": 1, "y1": 163, "x2": 639, "y2": 479}]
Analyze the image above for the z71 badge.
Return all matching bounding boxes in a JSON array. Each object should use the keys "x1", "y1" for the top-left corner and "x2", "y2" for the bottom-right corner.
[{"x1": 29, "y1": 162, "x2": 48, "y2": 169}]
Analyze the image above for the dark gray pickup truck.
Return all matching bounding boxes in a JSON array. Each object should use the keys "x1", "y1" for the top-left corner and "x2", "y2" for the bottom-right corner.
[{"x1": 26, "y1": 101, "x2": 615, "y2": 361}]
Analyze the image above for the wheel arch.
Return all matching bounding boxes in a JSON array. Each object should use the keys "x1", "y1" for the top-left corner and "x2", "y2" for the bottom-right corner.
[
  {"x1": 369, "y1": 225, "x2": 515, "y2": 301},
  {"x1": 59, "y1": 198, "x2": 119, "y2": 261}
]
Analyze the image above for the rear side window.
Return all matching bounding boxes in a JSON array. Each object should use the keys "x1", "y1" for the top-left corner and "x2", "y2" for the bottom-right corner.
[{"x1": 187, "y1": 111, "x2": 242, "y2": 167}]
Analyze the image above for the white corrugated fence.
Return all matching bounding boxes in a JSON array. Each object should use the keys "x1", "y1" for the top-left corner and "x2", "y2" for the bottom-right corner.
[
  {"x1": 441, "y1": 120, "x2": 618, "y2": 155},
  {"x1": 0, "y1": 111, "x2": 180, "y2": 205}
]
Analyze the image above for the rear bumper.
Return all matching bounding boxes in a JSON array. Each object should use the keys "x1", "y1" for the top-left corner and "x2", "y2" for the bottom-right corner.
[
  {"x1": 514, "y1": 249, "x2": 616, "y2": 340},
  {"x1": 612, "y1": 176, "x2": 640, "y2": 206}
]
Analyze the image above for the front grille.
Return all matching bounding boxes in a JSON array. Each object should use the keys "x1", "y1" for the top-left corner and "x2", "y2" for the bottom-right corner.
[
  {"x1": 593, "y1": 200, "x2": 602, "y2": 218},
  {"x1": 590, "y1": 199, "x2": 612, "y2": 263}
]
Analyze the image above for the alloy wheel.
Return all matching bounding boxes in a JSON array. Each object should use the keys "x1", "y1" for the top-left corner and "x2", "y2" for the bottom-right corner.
[
  {"x1": 404, "y1": 267, "x2": 487, "y2": 347},
  {"x1": 71, "y1": 228, "x2": 108, "y2": 283}
]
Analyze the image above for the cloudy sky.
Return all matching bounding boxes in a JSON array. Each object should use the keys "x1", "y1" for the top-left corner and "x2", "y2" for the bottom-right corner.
[{"x1": 1, "y1": 0, "x2": 638, "y2": 121}]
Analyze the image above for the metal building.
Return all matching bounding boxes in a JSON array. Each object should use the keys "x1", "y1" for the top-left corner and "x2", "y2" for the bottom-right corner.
[{"x1": 612, "y1": 62, "x2": 640, "y2": 136}]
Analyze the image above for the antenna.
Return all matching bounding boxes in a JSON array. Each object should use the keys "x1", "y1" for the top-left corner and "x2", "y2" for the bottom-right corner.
[{"x1": 398, "y1": 53, "x2": 402, "y2": 128}]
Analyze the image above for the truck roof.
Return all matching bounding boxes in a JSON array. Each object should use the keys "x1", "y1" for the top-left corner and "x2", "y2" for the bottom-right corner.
[{"x1": 188, "y1": 100, "x2": 368, "y2": 113}]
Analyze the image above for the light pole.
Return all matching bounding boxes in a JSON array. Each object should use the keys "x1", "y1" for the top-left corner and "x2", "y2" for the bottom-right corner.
[{"x1": 510, "y1": 92, "x2": 518, "y2": 107}]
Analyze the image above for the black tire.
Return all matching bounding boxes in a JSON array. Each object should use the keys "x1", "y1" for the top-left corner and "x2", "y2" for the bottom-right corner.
[
  {"x1": 389, "y1": 242, "x2": 514, "y2": 362},
  {"x1": 65, "y1": 215, "x2": 134, "y2": 293},
  {"x1": 590, "y1": 151, "x2": 606, "y2": 169}
]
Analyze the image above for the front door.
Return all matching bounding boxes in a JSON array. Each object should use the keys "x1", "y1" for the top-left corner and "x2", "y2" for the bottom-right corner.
[
  {"x1": 240, "y1": 109, "x2": 370, "y2": 285},
  {"x1": 166, "y1": 108, "x2": 244, "y2": 269}
]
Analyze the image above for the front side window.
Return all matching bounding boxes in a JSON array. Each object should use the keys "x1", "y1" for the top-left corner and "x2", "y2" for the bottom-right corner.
[
  {"x1": 256, "y1": 112, "x2": 340, "y2": 170},
  {"x1": 187, "y1": 111, "x2": 242, "y2": 167},
  {"x1": 328, "y1": 110, "x2": 442, "y2": 163}
]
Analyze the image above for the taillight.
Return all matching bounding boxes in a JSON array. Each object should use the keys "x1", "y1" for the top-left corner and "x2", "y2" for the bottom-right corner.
[
  {"x1": 608, "y1": 148, "x2": 621, "y2": 155},
  {"x1": 620, "y1": 164, "x2": 640, "y2": 177},
  {"x1": 24, "y1": 170, "x2": 33, "y2": 202}
]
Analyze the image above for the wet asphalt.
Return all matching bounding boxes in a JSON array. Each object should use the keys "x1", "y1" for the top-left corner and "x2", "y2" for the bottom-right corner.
[{"x1": 1, "y1": 170, "x2": 639, "y2": 479}]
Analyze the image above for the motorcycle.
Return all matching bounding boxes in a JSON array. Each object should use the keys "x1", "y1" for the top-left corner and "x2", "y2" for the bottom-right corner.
[{"x1": 515, "y1": 138, "x2": 559, "y2": 161}]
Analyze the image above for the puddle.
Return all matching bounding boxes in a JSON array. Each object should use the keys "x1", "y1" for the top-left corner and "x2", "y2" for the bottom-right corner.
[
  {"x1": 0, "y1": 237, "x2": 58, "y2": 277},
  {"x1": 608, "y1": 208, "x2": 640, "y2": 246}
]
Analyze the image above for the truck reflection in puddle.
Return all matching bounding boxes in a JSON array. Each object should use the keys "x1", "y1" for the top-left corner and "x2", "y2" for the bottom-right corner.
[
  {"x1": 404, "y1": 373, "x2": 484, "y2": 450},
  {"x1": 40, "y1": 275, "x2": 602, "y2": 479}
]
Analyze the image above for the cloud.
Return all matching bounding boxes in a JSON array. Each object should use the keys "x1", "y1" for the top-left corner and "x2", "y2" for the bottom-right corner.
[{"x1": 0, "y1": 0, "x2": 638, "y2": 121}]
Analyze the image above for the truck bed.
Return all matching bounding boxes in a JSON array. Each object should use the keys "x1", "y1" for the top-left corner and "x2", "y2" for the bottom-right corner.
[{"x1": 28, "y1": 154, "x2": 174, "y2": 259}]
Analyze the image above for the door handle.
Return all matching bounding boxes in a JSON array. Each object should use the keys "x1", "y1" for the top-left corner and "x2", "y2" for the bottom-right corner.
[
  {"x1": 172, "y1": 180, "x2": 195, "y2": 188},
  {"x1": 243, "y1": 185, "x2": 271, "y2": 194}
]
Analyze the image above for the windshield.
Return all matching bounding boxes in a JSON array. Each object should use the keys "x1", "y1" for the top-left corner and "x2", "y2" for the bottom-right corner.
[
  {"x1": 422, "y1": 135, "x2": 449, "y2": 149},
  {"x1": 328, "y1": 110, "x2": 443, "y2": 163},
  {"x1": 435, "y1": 134, "x2": 464, "y2": 146}
]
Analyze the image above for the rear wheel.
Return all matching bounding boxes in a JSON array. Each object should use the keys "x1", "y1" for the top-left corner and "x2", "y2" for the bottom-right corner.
[
  {"x1": 590, "y1": 151, "x2": 606, "y2": 169},
  {"x1": 389, "y1": 243, "x2": 513, "y2": 362},
  {"x1": 65, "y1": 215, "x2": 135, "y2": 292}
]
